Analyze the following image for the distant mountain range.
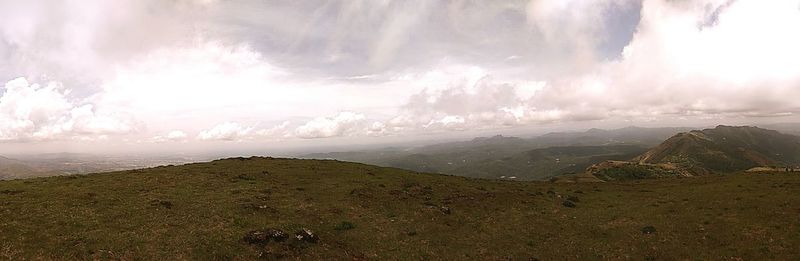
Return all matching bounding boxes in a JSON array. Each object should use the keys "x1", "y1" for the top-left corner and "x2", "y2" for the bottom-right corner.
[
  {"x1": 6, "y1": 124, "x2": 800, "y2": 182},
  {"x1": 586, "y1": 125, "x2": 800, "y2": 180},
  {"x1": 304, "y1": 126, "x2": 692, "y2": 180}
]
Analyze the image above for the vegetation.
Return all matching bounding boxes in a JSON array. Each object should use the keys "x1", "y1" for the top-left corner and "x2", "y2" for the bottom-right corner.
[
  {"x1": 305, "y1": 126, "x2": 689, "y2": 180},
  {"x1": 333, "y1": 221, "x2": 356, "y2": 231},
  {"x1": 636, "y1": 125, "x2": 800, "y2": 174},
  {"x1": 592, "y1": 164, "x2": 677, "y2": 181},
  {"x1": 1, "y1": 157, "x2": 799, "y2": 259}
]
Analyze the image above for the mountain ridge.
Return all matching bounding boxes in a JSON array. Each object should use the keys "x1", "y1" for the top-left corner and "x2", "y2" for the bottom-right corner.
[
  {"x1": 586, "y1": 125, "x2": 800, "y2": 180},
  {"x1": 304, "y1": 126, "x2": 691, "y2": 180}
]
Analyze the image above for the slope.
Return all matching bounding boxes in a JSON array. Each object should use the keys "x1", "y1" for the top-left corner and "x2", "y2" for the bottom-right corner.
[
  {"x1": 635, "y1": 125, "x2": 800, "y2": 173},
  {"x1": 1, "y1": 157, "x2": 800, "y2": 259},
  {"x1": 304, "y1": 126, "x2": 690, "y2": 180},
  {"x1": 585, "y1": 126, "x2": 800, "y2": 180}
]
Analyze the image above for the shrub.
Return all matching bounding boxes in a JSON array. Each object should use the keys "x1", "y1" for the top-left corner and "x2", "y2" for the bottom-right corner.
[
  {"x1": 641, "y1": 226, "x2": 656, "y2": 234},
  {"x1": 334, "y1": 221, "x2": 356, "y2": 231}
]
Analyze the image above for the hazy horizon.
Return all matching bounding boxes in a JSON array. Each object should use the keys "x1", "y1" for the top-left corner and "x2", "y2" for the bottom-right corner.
[{"x1": 2, "y1": 0, "x2": 800, "y2": 155}]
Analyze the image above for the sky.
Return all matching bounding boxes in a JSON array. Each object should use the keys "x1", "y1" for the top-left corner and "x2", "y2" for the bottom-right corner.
[{"x1": 1, "y1": 0, "x2": 800, "y2": 155}]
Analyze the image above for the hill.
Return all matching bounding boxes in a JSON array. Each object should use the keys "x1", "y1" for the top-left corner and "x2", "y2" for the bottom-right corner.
[
  {"x1": 447, "y1": 145, "x2": 648, "y2": 180},
  {"x1": 636, "y1": 126, "x2": 800, "y2": 172},
  {"x1": 304, "y1": 126, "x2": 690, "y2": 180},
  {"x1": 0, "y1": 156, "x2": 43, "y2": 180},
  {"x1": 586, "y1": 126, "x2": 800, "y2": 180},
  {"x1": 530, "y1": 126, "x2": 692, "y2": 147},
  {"x1": 1, "y1": 157, "x2": 800, "y2": 259}
]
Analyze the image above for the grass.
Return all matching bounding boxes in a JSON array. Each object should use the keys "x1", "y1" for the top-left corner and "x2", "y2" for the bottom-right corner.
[
  {"x1": 334, "y1": 221, "x2": 356, "y2": 231},
  {"x1": 0, "y1": 157, "x2": 799, "y2": 259}
]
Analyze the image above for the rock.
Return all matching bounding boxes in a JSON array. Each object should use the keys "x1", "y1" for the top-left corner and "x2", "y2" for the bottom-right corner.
[
  {"x1": 440, "y1": 206, "x2": 452, "y2": 214},
  {"x1": 266, "y1": 228, "x2": 288, "y2": 242},
  {"x1": 243, "y1": 228, "x2": 288, "y2": 245},
  {"x1": 562, "y1": 200, "x2": 577, "y2": 208},
  {"x1": 243, "y1": 230, "x2": 270, "y2": 245},
  {"x1": 642, "y1": 226, "x2": 656, "y2": 234},
  {"x1": 295, "y1": 228, "x2": 319, "y2": 243}
]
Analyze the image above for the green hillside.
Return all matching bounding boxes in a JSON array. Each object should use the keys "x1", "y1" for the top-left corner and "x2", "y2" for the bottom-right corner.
[
  {"x1": 583, "y1": 126, "x2": 800, "y2": 181},
  {"x1": 635, "y1": 126, "x2": 800, "y2": 174},
  {"x1": 1, "y1": 157, "x2": 799, "y2": 259},
  {"x1": 449, "y1": 145, "x2": 648, "y2": 180}
]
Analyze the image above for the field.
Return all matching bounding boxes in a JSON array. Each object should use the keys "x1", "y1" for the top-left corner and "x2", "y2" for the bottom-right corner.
[{"x1": 1, "y1": 157, "x2": 799, "y2": 260}]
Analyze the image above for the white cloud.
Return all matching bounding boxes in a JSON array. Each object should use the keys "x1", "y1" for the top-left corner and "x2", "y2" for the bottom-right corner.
[
  {"x1": 167, "y1": 130, "x2": 188, "y2": 140},
  {"x1": 294, "y1": 112, "x2": 367, "y2": 139},
  {"x1": 197, "y1": 122, "x2": 253, "y2": 141},
  {"x1": 96, "y1": 41, "x2": 286, "y2": 115},
  {"x1": 425, "y1": 115, "x2": 467, "y2": 131},
  {"x1": 152, "y1": 130, "x2": 188, "y2": 143},
  {"x1": 0, "y1": 0, "x2": 214, "y2": 81},
  {"x1": 91, "y1": 40, "x2": 365, "y2": 135},
  {"x1": 556, "y1": 0, "x2": 800, "y2": 118},
  {"x1": 0, "y1": 77, "x2": 134, "y2": 141},
  {"x1": 378, "y1": 65, "x2": 555, "y2": 133},
  {"x1": 366, "y1": 121, "x2": 388, "y2": 136},
  {"x1": 3, "y1": 0, "x2": 800, "y2": 152},
  {"x1": 525, "y1": 0, "x2": 640, "y2": 71},
  {"x1": 378, "y1": 0, "x2": 800, "y2": 133},
  {"x1": 255, "y1": 121, "x2": 292, "y2": 139}
]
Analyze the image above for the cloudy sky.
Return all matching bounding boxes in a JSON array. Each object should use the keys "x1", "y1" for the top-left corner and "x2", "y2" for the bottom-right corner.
[{"x1": 1, "y1": 0, "x2": 799, "y2": 154}]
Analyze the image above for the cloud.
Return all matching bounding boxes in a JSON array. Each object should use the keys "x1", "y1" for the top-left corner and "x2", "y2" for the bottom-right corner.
[
  {"x1": 368, "y1": 0, "x2": 433, "y2": 69},
  {"x1": 376, "y1": 0, "x2": 800, "y2": 133},
  {"x1": 91, "y1": 40, "x2": 358, "y2": 134},
  {"x1": 525, "y1": 0, "x2": 641, "y2": 71},
  {"x1": 557, "y1": 0, "x2": 800, "y2": 118},
  {"x1": 0, "y1": 0, "x2": 214, "y2": 82},
  {"x1": 255, "y1": 121, "x2": 292, "y2": 139},
  {"x1": 294, "y1": 112, "x2": 367, "y2": 139},
  {"x1": 197, "y1": 122, "x2": 253, "y2": 141},
  {"x1": 0, "y1": 77, "x2": 134, "y2": 141},
  {"x1": 167, "y1": 130, "x2": 188, "y2": 140},
  {"x1": 152, "y1": 130, "x2": 188, "y2": 143},
  {"x1": 3, "y1": 0, "x2": 800, "y2": 151},
  {"x1": 366, "y1": 121, "x2": 388, "y2": 136},
  {"x1": 375, "y1": 64, "x2": 555, "y2": 133},
  {"x1": 195, "y1": 121, "x2": 292, "y2": 142}
]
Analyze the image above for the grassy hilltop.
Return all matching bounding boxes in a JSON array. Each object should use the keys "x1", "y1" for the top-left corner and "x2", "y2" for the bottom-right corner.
[{"x1": 1, "y1": 157, "x2": 800, "y2": 259}]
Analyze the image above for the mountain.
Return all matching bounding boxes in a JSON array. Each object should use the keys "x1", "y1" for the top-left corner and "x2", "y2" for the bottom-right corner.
[
  {"x1": 0, "y1": 156, "x2": 41, "y2": 180},
  {"x1": 1, "y1": 157, "x2": 799, "y2": 259},
  {"x1": 304, "y1": 126, "x2": 690, "y2": 180},
  {"x1": 636, "y1": 126, "x2": 800, "y2": 171},
  {"x1": 530, "y1": 126, "x2": 693, "y2": 147},
  {"x1": 587, "y1": 126, "x2": 800, "y2": 180},
  {"x1": 446, "y1": 145, "x2": 648, "y2": 180}
]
